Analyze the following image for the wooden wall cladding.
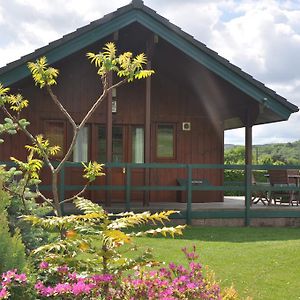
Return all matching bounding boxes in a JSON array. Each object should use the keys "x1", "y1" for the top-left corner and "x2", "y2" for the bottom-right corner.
[{"x1": 1, "y1": 23, "x2": 226, "y2": 203}]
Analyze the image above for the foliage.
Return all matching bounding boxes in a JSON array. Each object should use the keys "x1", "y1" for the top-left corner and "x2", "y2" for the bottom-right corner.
[
  {"x1": 25, "y1": 135, "x2": 61, "y2": 158},
  {"x1": 0, "y1": 189, "x2": 26, "y2": 274},
  {"x1": 86, "y1": 42, "x2": 154, "y2": 82},
  {"x1": 82, "y1": 162, "x2": 105, "y2": 182},
  {"x1": 0, "y1": 165, "x2": 51, "y2": 252},
  {"x1": 117, "y1": 246, "x2": 228, "y2": 300},
  {"x1": 223, "y1": 144, "x2": 289, "y2": 195},
  {"x1": 27, "y1": 57, "x2": 59, "y2": 88},
  {"x1": 0, "y1": 269, "x2": 34, "y2": 300},
  {"x1": 0, "y1": 247, "x2": 241, "y2": 300},
  {"x1": 23, "y1": 198, "x2": 185, "y2": 275},
  {"x1": 225, "y1": 141, "x2": 300, "y2": 166}
]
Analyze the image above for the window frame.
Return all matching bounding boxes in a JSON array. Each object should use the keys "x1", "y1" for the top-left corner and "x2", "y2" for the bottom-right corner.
[
  {"x1": 131, "y1": 125, "x2": 145, "y2": 163},
  {"x1": 73, "y1": 125, "x2": 90, "y2": 162},
  {"x1": 155, "y1": 123, "x2": 177, "y2": 161}
]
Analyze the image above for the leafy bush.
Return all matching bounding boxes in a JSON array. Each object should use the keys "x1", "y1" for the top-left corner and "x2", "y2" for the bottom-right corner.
[
  {"x1": 0, "y1": 247, "x2": 241, "y2": 300},
  {"x1": 0, "y1": 190, "x2": 26, "y2": 274},
  {"x1": 0, "y1": 269, "x2": 34, "y2": 300},
  {"x1": 7, "y1": 193, "x2": 51, "y2": 253},
  {"x1": 0, "y1": 165, "x2": 51, "y2": 253},
  {"x1": 23, "y1": 198, "x2": 185, "y2": 275}
]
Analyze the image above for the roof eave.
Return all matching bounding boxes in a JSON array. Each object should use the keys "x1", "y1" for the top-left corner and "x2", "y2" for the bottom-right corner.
[{"x1": 0, "y1": 2, "x2": 297, "y2": 121}]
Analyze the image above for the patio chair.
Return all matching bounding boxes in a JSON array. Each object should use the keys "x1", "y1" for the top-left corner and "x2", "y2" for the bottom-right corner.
[
  {"x1": 251, "y1": 173, "x2": 269, "y2": 205},
  {"x1": 268, "y1": 170, "x2": 299, "y2": 206}
]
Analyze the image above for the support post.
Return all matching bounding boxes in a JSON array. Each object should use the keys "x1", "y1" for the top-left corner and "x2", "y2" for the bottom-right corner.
[
  {"x1": 125, "y1": 164, "x2": 131, "y2": 211},
  {"x1": 105, "y1": 72, "x2": 113, "y2": 206},
  {"x1": 186, "y1": 164, "x2": 192, "y2": 225},
  {"x1": 59, "y1": 163, "x2": 65, "y2": 215},
  {"x1": 245, "y1": 124, "x2": 252, "y2": 226},
  {"x1": 144, "y1": 39, "x2": 153, "y2": 206}
]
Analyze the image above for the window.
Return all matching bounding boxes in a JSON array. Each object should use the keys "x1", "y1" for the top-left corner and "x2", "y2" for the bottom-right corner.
[
  {"x1": 73, "y1": 126, "x2": 89, "y2": 162},
  {"x1": 112, "y1": 127, "x2": 123, "y2": 162},
  {"x1": 44, "y1": 120, "x2": 66, "y2": 159},
  {"x1": 97, "y1": 126, "x2": 125, "y2": 163},
  {"x1": 132, "y1": 127, "x2": 144, "y2": 163},
  {"x1": 156, "y1": 124, "x2": 175, "y2": 159},
  {"x1": 98, "y1": 126, "x2": 106, "y2": 163}
]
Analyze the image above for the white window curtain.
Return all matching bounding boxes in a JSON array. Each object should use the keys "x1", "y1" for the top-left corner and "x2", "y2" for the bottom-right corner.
[
  {"x1": 73, "y1": 126, "x2": 88, "y2": 162},
  {"x1": 133, "y1": 127, "x2": 144, "y2": 163}
]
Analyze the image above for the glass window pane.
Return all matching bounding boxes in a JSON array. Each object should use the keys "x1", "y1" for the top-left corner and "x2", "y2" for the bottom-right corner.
[
  {"x1": 157, "y1": 124, "x2": 174, "y2": 158},
  {"x1": 112, "y1": 127, "x2": 123, "y2": 162},
  {"x1": 73, "y1": 126, "x2": 88, "y2": 162},
  {"x1": 132, "y1": 127, "x2": 144, "y2": 163},
  {"x1": 97, "y1": 126, "x2": 124, "y2": 163},
  {"x1": 98, "y1": 126, "x2": 106, "y2": 162}
]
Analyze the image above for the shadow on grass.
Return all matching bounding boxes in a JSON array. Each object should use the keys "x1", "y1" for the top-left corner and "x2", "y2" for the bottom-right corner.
[{"x1": 132, "y1": 226, "x2": 300, "y2": 243}]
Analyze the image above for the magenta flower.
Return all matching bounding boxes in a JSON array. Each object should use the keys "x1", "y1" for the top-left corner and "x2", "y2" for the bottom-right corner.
[
  {"x1": 72, "y1": 281, "x2": 92, "y2": 295},
  {"x1": 92, "y1": 274, "x2": 113, "y2": 283},
  {"x1": 0, "y1": 287, "x2": 9, "y2": 299},
  {"x1": 54, "y1": 283, "x2": 72, "y2": 294},
  {"x1": 68, "y1": 272, "x2": 78, "y2": 280},
  {"x1": 39, "y1": 261, "x2": 49, "y2": 269},
  {"x1": 14, "y1": 273, "x2": 27, "y2": 283}
]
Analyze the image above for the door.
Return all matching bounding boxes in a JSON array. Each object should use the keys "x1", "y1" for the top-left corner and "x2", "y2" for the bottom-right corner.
[{"x1": 96, "y1": 125, "x2": 145, "y2": 203}]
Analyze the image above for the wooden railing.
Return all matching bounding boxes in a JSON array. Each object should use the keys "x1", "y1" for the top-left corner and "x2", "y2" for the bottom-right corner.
[{"x1": 1, "y1": 161, "x2": 300, "y2": 225}]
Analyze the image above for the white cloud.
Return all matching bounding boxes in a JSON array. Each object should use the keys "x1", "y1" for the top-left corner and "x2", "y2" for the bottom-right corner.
[{"x1": 0, "y1": 0, "x2": 299, "y2": 145}]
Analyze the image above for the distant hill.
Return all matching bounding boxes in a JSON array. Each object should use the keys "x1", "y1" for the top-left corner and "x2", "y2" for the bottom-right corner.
[
  {"x1": 224, "y1": 144, "x2": 236, "y2": 150},
  {"x1": 225, "y1": 140, "x2": 300, "y2": 164}
]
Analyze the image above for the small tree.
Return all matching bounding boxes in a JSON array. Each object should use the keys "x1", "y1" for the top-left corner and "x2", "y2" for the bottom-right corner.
[
  {"x1": 23, "y1": 198, "x2": 185, "y2": 276},
  {"x1": 0, "y1": 185, "x2": 26, "y2": 274},
  {"x1": 0, "y1": 42, "x2": 154, "y2": 216}
]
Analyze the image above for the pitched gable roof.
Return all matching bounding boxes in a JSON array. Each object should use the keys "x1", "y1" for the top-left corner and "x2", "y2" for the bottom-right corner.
[{"x1": 0, "y1": 0, "x2": 298, "y2": 121}]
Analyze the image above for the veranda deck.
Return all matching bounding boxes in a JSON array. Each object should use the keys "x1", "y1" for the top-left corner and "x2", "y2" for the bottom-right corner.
[{"x1": 64, "y1": 196, "x2": 300, "y2": 227}]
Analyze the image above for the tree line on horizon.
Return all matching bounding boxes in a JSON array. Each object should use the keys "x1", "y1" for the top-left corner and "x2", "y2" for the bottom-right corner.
[{"x1": 225, "y1": 140, "x2": 300, "y2": 165}]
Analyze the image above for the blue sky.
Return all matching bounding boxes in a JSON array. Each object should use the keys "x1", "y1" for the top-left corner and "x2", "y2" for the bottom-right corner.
[{"x1": 0, "y1": 0, "x2": 299, "y2": 145}]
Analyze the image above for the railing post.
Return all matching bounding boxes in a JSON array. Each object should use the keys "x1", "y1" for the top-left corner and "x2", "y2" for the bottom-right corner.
[
  {"x1": 245, "y1": 164, "x2": 251, "y2": 226},
  {"x1": 125, "y1": 164, "x2": 131, "y2": 211},
  {"x1": 59, "y1": 163, "x2": 65, "y2": 215},
  {"x1": 186, "y1": 164, "x2": 192, "y2": 225}
]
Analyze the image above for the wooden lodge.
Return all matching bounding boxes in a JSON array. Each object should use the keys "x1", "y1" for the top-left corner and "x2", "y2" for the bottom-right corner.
[{"x1": 0, "y1": 0, "x2": 298, "y2": 206}]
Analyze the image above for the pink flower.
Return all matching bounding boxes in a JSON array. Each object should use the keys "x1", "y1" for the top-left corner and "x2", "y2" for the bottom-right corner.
[
  {"x1": 54, "y1": 283, "x2": 71, "y2": 294},
  {"x1": 68, "y1": 272, "x2": 78, "y2": 280},
  {"x1": 39, "y1": 261, "x2": 49, "y2": 269},
  {"x1": 0, "y1": 287, "x2": 9, "y2": 299},
  {"x1": 14, "y1": 273, "x2": 27, "y2": 283},
  {"x1": 71, "y1": 282, "x2": 91, "y2": 295},
  {"x1": 92, "y1": 274, "x2": 114, "y2": 283},
  {"x1": 34, "y1": 281, "x2": 44, "y2": 290}
]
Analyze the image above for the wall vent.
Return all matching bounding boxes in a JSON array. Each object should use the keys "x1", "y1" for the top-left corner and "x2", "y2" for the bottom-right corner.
[{"x1": 182, "y1": 122, "x2": 191, "y2": 131}]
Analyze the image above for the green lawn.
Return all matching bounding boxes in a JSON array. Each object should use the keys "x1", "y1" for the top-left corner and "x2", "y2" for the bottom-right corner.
[{"x1": 134, "y1": 227, "x2": 300, "y2": 300}]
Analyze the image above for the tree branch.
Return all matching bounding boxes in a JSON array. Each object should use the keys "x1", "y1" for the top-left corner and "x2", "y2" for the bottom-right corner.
[
  {"x1": 78, "y1": 77, "x2": 126, "y2": 131},
  {"x1": 55, "y1": 127, "x2": 79, "y2": 173},
  {"x1": 1, "y1": 106, "x2": 55, "y2": 173},
  {"x1": 46, "y1": 85, "x2": 77, "y2": 130},
  {"x1": 60, "y1": 183, "x2": 89, "y2": 205},
  {"x1": 35, "y1": 185, "x2": 57, "y2": 210}
]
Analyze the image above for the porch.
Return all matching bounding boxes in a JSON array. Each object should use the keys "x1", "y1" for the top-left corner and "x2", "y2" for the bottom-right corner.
[
  {"x1": 64, "y1": 196, "x2": 300, "y2": 227},
  {"x1": 42, "y1": 162, "x2": 300, "y2": 226},
  {"x1": 3, "y1": 160, "x2": 300, "y2": 226}
]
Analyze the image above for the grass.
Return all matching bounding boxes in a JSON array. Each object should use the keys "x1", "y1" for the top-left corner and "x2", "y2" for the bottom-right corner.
[{"x1": 133, "y1": 227, "x2": 300, "y2": 300}]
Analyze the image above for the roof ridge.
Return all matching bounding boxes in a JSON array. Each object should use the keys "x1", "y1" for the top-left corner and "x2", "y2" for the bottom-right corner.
[{"x1": 131, "y1": 0, "x2": 144, "y2": 8}]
